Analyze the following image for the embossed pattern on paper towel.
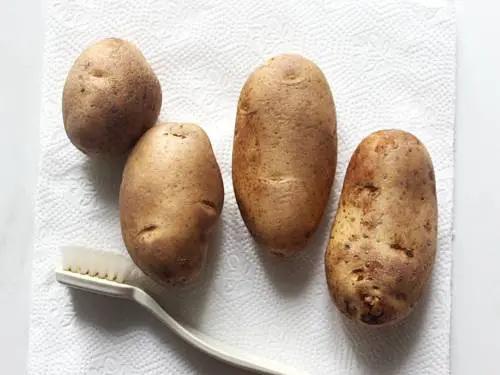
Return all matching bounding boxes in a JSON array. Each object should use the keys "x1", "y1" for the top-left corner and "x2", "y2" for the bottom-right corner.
[{"x1": 29, "y1": 1, "x2": 455, "y2": 374}]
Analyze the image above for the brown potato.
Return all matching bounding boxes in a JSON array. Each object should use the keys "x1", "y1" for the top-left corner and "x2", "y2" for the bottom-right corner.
[
  {"x1": 119, "y1": 123, "x2": 224, "y2": 286},
  {"x1": 62, "y1": 38, "x2": 162, "y2": 156},
  {"x1": 232, "y1": 54, "x2": 337, "y2": 257},
  {"x1": 325, "y1": 130, "x2": 437, "y2": 327}
]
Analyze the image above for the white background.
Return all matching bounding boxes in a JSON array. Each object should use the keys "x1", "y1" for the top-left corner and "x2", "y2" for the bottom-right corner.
[{"x1": 0, "y1": 0, "x2": 496, "y2": 374}]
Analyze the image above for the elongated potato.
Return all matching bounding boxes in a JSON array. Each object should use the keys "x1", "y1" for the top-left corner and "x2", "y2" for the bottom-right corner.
[
  {"x1": 232, "y1": 54, "x2": 337, "y2": 257},
  {"x1": 325, "y1": 130, "x2": 437, "y2": 326},
  {"x1": 119, "y1": 123, "x2": 224, "y2": 286}
]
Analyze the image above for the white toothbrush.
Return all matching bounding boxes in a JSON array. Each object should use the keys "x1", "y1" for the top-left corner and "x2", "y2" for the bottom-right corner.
[{"x1": 56, "y1": 246, "x2": 309, "y2": 375}]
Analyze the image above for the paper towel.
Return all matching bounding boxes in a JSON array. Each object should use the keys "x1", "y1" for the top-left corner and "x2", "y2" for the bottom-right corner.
[{"x1": 28, "y1": 0, "x2": 456, "y2": 374}]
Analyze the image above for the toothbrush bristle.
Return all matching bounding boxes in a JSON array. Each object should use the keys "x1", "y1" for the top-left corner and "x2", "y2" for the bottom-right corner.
[{"x1": 61, "y1": 246, "x2": 138, "y2": 283}]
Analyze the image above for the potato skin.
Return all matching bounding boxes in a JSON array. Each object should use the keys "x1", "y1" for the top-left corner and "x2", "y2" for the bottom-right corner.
[
  {"x1": 119, "y1": 123, "x2": 224, "y2": 286},
  {"x1": 232, "y1": 54, "x2": 337, "y2": 257},
  {"x1": 62, "y1": 38, "x2": 162, "y2": 156},
  {"x1": 325, "y1": 130, "x2": 437, "y2": 327}
]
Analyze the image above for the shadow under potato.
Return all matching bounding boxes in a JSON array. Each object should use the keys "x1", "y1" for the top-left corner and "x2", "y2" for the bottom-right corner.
[
  {"x1": 69, "y1": 287, "x2": 254, "y2": 375},
  {"x1": 152, "y1": 219, "x2": 224, "y2": 328},
  {"x1": 257, "y1": 191, "x2": 337, "y2": 298},
  {"x1": 82, "y1": 155, "x2": 128, "y2": 207},
  {"x1": 339, "y1": 285, "x2": 430, "y2": 375}
]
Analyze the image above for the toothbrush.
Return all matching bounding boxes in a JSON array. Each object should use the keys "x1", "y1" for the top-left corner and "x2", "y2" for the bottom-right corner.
[{"x1": 56, "y1": 246, "x2": 309, "y2": 375}]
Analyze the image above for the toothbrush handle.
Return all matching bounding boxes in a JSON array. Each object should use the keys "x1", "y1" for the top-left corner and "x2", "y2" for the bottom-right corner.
[{"x1": 132, "y1": 288, "x2": 308, "y2": 375}]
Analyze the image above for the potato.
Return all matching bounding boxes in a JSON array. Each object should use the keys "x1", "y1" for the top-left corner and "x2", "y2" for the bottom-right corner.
[
  {"x1": 119, "y1": 123, "x2": 224, "y2": 286},
  {"x1": 232, "y1": 54, "x2": 337, "y2": 257},
  {"x1": 325, "y1": 130, "x2": 437, "y2": 326},
  {"x1": 62, "y1": 38, "x2": 162, "y2": 156}
]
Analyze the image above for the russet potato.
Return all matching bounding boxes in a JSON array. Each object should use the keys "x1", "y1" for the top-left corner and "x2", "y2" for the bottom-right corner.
[
  {"x1": 119, "y1": 123, "x2": 224, "y2": 286},
  {"x1": 62, "y1": 38, "x2": 162, "y2": 156},
  {"x1": 232, "y1": 54, "x2": 337, "y2": 257},
  {"x1": 325, "y1": 130, "x2": 437, "y2": 326}
]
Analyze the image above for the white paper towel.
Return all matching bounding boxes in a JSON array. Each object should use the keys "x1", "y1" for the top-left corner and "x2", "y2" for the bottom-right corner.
[{"x1": 29, "y1": 0, "x2": 456, "y2": 374}]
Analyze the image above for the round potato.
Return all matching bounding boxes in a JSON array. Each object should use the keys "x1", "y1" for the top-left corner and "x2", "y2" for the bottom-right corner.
[
  {"x1": 325, "y1": 130, "x2": 437, "y2": 327},
  {"x1": 62, "y1": 38, "x2": 162, "y2": 156},
  {"x1": 232, "y1": 54, "x2": 337, "y2": 257},
  {"x1": 119, "y1": 123, "x2": 224, "y2": 286}
]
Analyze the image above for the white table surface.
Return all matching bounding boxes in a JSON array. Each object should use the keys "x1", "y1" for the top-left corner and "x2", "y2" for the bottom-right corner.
[{"x1": 0, "y1": 0, "x2": 497, "y2": 374}]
